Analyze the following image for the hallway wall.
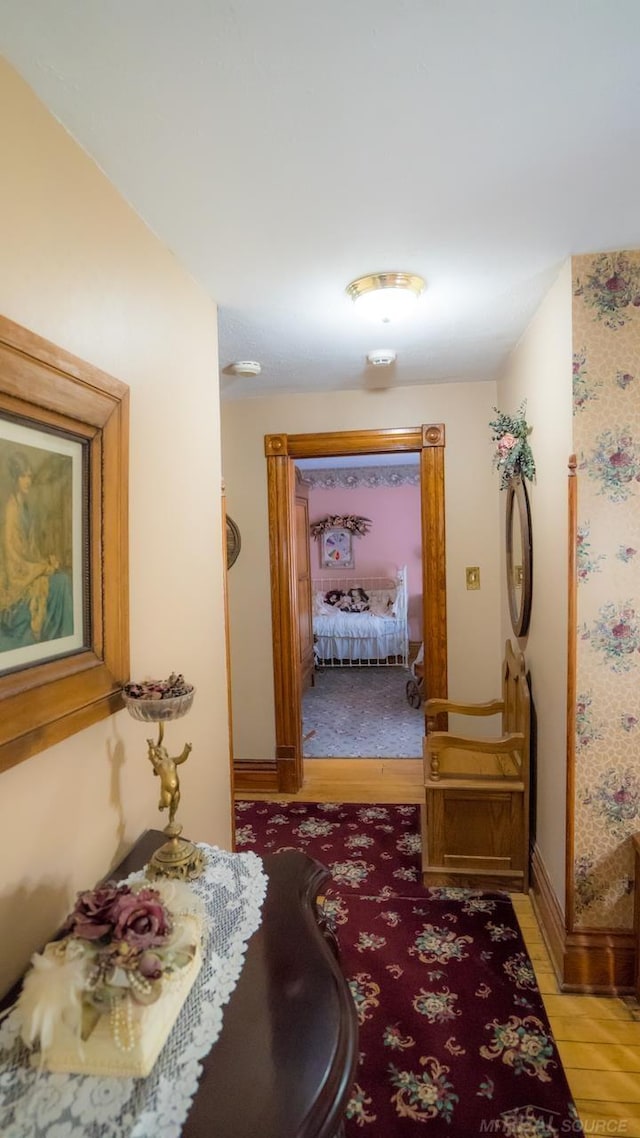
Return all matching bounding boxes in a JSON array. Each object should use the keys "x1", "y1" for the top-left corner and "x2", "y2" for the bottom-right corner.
[
  {"x1": 499, "y1": 250, "x2": 640, "y2": 932},
  {"x1": 0, "y1": 61, "x2": 231, "y2": 996},
  {"x1": 570, "y1": 249, "x2": 640, "y2": 931},
  {"x1": 222, "y1": 381, "x2": 502, "y2": 762},
  {"x1": 498, "y1": 259, "x2": 575, "y2": 911}
]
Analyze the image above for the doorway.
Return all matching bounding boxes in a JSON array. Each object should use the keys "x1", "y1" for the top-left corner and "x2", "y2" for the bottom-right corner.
[
  {"x1": 266, "y1": 425, "x2": 448, "y2": 793},
  {"x1": 299, "y1": 452, "x2": 422, "y2": 760}
]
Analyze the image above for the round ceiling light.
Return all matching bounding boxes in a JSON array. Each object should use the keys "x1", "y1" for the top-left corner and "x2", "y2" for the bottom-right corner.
[
  {"x1": 346, "y1": 272, "x2": 425, "y2": 323},
  {"x1": 229, "y1": 360, "x2": 262, "y2": 376},
  {"x1": 366, "y1": 348, "x2": 397, "y2": 367}
]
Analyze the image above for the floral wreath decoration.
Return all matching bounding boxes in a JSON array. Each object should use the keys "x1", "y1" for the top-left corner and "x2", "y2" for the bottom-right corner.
[
  {"x1": 489, "y1": 401, "x2": 536, "y2": 491},
  {"x1": 309, "y1": 514, "x2": 372, "y2": 539}
]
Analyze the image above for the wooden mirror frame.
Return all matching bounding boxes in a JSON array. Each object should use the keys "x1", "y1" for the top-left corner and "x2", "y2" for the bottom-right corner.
[
  {"x1": 505, "y1": 475, "x2": 532, "y2": 638},
  {"x1": 0, "y1": 315, "x2": 129, "y2": 774}
]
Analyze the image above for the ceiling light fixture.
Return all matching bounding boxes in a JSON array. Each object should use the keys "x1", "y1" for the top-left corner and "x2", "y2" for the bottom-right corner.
[
  {"x1": 346, "y1": 272, "x2": 425, "y2": 323},
  {"x1": 229, "y1": 360, "x2": 262, "y2": 376},
  {"x1": 366, "y1": 348, "x2": 397, "y2": 367}
]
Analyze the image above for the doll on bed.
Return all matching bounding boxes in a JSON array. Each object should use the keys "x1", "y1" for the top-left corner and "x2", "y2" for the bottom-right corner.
[
  {"x1": 324, "y1": 586, "x2": 369, "y2": 612},
  {"x1": 345, "y1": 587, "x2": 369, "y2": 612},
  {"x1": 324, "y1": 588, "x2": 345, "y2": 607}
]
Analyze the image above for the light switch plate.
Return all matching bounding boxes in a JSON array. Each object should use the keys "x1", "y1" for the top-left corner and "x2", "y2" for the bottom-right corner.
[{"x1": 466, "y1": 566, "x2": 480, "y2": 590}]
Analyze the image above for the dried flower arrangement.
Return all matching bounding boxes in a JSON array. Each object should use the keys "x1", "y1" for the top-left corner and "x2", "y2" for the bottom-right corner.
[
  {"x1": 123, "y1": 672, "x2": 192, "y2": 701},
  {"x1": 489, "y1": 401, "x2": 536, "y2": 491},
  {"x1": 122, "y1": 673, "x2": 195, "y2": 725},
  {"x1": 18, "y1": 876, "x2": 203, "y2": 1073},
  {"x1": 309, "y1": 514, "x2": 372, "y2": 539}
]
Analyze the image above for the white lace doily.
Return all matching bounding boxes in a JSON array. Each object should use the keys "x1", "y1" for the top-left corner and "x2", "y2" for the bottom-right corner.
[{"x1": 0, "y1": 844, "x2": 268, "y2": 1138}]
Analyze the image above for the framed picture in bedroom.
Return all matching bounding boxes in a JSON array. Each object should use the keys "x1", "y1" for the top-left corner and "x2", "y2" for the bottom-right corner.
[{"x1": 320, "y1": 526, "x2": 354, "y2": 569}]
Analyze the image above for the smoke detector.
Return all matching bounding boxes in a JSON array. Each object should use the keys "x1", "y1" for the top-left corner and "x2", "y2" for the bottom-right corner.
[
  {"x1": 366, "y1": 349, "x2": 397, "y2": 368},
  {"x1": 229, "y1": 360, "x2": 262, "y2": 376}
]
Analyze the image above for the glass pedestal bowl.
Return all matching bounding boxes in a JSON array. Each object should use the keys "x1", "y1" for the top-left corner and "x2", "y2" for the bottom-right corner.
[{"x1": 122, "y1": 687, "x2": 195, "y2": 723}]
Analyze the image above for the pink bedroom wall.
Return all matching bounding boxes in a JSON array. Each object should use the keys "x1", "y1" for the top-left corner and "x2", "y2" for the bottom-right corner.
[{"x1": 308, "y1": 484, "x2": 423, "y2": 641}]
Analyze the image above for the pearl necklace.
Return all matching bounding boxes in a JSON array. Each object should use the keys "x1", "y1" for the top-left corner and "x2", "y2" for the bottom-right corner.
[{"x1": 110, "y1": 997, "x2": 137, "y2": 1052}]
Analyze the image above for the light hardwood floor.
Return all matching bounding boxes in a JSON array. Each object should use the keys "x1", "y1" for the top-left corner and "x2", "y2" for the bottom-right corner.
[
  {"x1": 236, "y1": 757, "x2": 640, "y2": 1134},
  {"x1": 240, "y1": 758, "x2": 425, "y2": 804}
]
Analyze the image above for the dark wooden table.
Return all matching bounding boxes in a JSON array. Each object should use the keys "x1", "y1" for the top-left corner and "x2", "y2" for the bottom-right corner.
[{"x1": 114, "y1": 831, "x2": 358, "y2": 1137}]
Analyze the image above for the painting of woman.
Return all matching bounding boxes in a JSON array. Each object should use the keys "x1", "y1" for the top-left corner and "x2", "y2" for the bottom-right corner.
[{"x1": 0, "y1": 450, "x2": 73, "y2": 653}]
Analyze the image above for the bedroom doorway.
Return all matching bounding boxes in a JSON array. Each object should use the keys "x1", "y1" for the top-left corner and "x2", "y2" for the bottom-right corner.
[
  {"x1": 299, "y1": 453, "x2": 421, "y2": 760},
  {"x1": 266, "y1": 425, "x2": 447, "y2": 793}
]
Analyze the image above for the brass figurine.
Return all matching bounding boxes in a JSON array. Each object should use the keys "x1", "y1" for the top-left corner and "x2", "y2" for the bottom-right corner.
[
  {"x1": 147, "y1": 726, "x2": 192, "y2": 827},
  {"x1": 144, "y1": 722, "x2": 204, "y2": 881},
  {"x1": 122, "y1": 679, "x2": 204, "y2": 881}
]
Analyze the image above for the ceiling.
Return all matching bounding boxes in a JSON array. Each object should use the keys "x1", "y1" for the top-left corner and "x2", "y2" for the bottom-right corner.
[{"x1": 2, "y1": 2, "x2": 640, "y2": 401}]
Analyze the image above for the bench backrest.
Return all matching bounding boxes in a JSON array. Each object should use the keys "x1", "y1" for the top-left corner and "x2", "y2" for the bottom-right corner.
[{"x1": 501, "y1": 639, "x2": 530, "y2": 767}]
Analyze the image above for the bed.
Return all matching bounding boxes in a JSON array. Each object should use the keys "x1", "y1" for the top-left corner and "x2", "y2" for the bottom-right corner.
[{"x1": 311, "y1": 566, "x2": 409, "y2": 667}]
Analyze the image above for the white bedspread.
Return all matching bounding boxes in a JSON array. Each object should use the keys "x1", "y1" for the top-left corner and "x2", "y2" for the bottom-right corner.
[{"x1": 313, "y1": 610, "x2": 406, "y2": 662}]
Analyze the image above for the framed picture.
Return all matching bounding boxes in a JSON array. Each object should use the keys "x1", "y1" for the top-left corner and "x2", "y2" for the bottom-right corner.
[
  {"x1": 321, "y1": 527, "x2": 354, "y2": 569},
  {"x1": 0, "y1": 419, "x2": 88, "y2": 674},
  {"x1": 0, "y1": 314, "x2": 129, "y2": 774}
]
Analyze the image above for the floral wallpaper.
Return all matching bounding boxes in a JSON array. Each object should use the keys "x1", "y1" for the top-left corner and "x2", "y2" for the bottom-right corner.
[{"x1": 572, "y1": 250, "x2": 640, "y2": 929}]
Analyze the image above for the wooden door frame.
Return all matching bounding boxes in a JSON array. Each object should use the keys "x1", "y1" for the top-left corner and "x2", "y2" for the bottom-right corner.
[{"x1": 264, "y1": 425, "x2": 448, "y2": 794}]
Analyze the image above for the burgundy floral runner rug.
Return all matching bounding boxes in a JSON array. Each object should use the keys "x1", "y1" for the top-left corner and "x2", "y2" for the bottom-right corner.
[{"x1": 235, "y1": 801, "x2": 582, "y2": 1137}]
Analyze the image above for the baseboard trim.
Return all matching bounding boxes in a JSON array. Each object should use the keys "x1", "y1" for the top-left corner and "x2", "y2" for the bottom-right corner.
[
  {"x1": 233, "y1": 761, "x2": 278, "y2": 793},
  {"x1": 530, "y1": 842, "x2": 635, "y2": 994},
  {"x1": 562, "y1": 929, "x2": 635, "y2": 995},
  {"x1": 529, "y1": 843, "x2": 566, "y2": 985}
]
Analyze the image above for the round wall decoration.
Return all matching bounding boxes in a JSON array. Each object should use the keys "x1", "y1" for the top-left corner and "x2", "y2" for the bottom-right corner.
[{"x1": 226, "y1": 515, "x2": 241, "y2": 569}]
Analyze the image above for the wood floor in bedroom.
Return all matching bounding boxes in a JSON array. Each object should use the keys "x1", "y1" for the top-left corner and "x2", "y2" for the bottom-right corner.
[{"x1": 235, "y1": 757, "x2": 640, "y2": 1134}]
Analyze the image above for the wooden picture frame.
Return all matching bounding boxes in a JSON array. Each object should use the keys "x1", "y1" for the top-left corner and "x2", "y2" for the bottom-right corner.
[
  {"x1": 0, "y1": 315, "x2": 129, "y2": 774},
  {"x1": 320, "y1": 527, "x2": 354, "y2": 569}
]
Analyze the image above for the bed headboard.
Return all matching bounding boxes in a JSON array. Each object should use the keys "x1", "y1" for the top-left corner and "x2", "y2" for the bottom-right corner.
[{"x1": 312, "y1": 566, "x2": 407, "y2": 617}]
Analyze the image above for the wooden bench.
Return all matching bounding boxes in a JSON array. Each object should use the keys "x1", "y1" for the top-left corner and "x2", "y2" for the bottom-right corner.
[{"x1": 421, "y1": 639, "x2": 530, "y2": 891}]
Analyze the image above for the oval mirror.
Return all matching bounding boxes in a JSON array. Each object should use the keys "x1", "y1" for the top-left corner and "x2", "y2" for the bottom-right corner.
[{"x1": 505, "y1": 477, "x2": 532, "y2": 637}]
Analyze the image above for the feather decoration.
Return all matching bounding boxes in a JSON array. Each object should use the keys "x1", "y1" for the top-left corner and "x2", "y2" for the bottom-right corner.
[
  {"x1": 18, "y1": 942, "x2": 86, "y2": 1054},
  {"x1": 152, "y1": 878, "x2": 205, "y2": 921},
  {"x1": 17, "y1": 880, "x2": 203, "y2": 1062}
]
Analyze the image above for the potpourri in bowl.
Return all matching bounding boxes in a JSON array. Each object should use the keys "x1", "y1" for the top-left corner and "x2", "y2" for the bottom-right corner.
[{"x1": 123, "y1": 673, "x2": 195, "y2": 721}]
